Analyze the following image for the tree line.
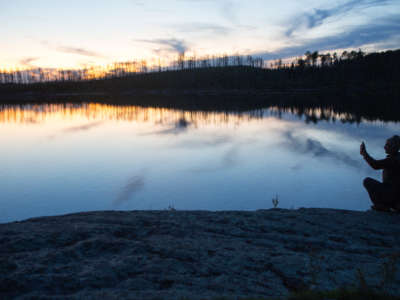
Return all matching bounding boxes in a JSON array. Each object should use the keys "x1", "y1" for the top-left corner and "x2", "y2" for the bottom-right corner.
[
  {"x1": 271, "y1": 49, "x2": 366, "y2": 69},
  {"x1": 0, "y1": 49, "x2": 371, "y2": 85},
  {"x1": 0, "y1": 53, "x2": 265, "y2": 85}
]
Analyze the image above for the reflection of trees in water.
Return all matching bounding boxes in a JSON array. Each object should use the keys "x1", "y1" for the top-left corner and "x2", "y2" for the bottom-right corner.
[
  {"x1": 269, "y1": 106, "x2": 364, "y2": 124},
  {"x1": 0, "y1": 103, "x2": 268, "y2": 125},
  {"x1": 0, "y1": 102, "x2": 396, "y2": 125}
]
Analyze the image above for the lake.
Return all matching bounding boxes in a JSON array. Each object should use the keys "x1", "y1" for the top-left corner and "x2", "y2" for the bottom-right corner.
[{"x1": 1, "y1": 102, "x2": 399, "y2": 223}]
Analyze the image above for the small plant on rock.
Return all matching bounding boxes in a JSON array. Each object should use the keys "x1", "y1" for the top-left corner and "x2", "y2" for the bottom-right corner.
[
  {"x1": 167, "y1": 204, "x2": 176, "y2": 211},
  {"x1": 272, "y1": 194, "x2": 279, "y2": 208}
]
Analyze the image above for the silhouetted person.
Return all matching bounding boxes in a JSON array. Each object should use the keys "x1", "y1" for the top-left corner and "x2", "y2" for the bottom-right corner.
[{"x1": 360, "y1": 135, "x2": 400, "y2": 212}]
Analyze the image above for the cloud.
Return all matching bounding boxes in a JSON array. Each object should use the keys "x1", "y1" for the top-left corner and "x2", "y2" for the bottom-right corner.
[
  {"x1": 282, "y1": 131, "x2": 362, "y2": 169},
  {"x1": 40, "y1": 40, "x2": 105, "y2": 58},
  {"x1": 132, "y1": 1, "x2": 145, "y2": 5},
  {"x1": 220, "y1": 0, "x2": 238, "y2": 24},
  {"x1": 178, "y1": 0, "x2": 246, "y2": 27},
  {"x1": 135, "y1": 38, "x2": 189, "y2": 54},
  {"x1": 56, "y1": 46, "x2": 104, "y2": 58},
  {"x1": 174, "y1": 23, "x2": 232, "y2": 35},
  {"x1": 285, "y1": 0, "x2": 392, "y2": 37},
  {"x1": 113, "y1": 175, "x2": 145, "y2": 206},
  {"x1": 177, "y1": 0, "x2": 240, "y2": 25},
  {"x1": 19, "y1": 57, "x2": 39, "y2": 67},
  {"x1": 256, "y1": 14, "x2": 400, "y2": 60},
  {"x1": 237, "y1": 24, "x2": 257, "y2": 31}
]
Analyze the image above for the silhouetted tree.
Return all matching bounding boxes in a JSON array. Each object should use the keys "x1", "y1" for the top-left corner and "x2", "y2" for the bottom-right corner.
[
  {"x1": 311, "y1": 51, "x2": 319, "y2": 67},
  {"x1": 140, "y1": 60, "x2": 148, "y2": 73},
  {"x1": 341, "y1": 51, "x2": 348, "y2": 61},
  {"x1": 177, "y1": 53, "x2": 185, "y2": 70},
  {"x1": 332, "y1": 52, "x2": 339, "y2": 65}
]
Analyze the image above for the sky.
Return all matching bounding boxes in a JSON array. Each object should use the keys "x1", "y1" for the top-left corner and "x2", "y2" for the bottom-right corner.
[{"x1": 0, "y1": 0, "x2": 399, "y2": 70}]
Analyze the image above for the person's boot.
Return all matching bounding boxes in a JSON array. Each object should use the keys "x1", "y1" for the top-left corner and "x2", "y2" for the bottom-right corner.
[
  {"x1": 392, "y1": 203, "x2": 400, "y2": 213},
  {"x1": 371, "y1": 204, "x2": 391, "y2": 212}
]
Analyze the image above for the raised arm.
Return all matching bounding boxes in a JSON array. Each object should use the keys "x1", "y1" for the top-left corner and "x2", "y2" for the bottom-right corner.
[{"x1": 360, "y1": 142, "x2": 392, "y2": 170}]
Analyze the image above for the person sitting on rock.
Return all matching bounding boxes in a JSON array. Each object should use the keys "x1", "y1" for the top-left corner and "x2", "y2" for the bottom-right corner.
[{"x1": 360, "y1": 135, "x2": 400, "y2": 212}]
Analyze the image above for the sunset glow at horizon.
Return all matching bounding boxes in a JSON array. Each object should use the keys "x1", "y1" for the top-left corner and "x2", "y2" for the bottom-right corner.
[{"x1": 1, "y1": 0, "x2": 399, "y2": 70}]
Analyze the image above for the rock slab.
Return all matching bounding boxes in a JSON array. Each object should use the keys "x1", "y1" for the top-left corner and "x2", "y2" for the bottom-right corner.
[{"x1": 1, "y1": 208, "x2": 400, "y2": 299}]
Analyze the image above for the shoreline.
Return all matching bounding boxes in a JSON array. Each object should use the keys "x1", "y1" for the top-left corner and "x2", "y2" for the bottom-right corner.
[
  {"x1": 1, "y1": 208, "x2": 400, "y2": 299},
  {"x1": 1, "y1": 89, "x2": 400, "y2": 123},
  {"x1": 0, "y1": 88, "x2": 325, "y2": 102}
]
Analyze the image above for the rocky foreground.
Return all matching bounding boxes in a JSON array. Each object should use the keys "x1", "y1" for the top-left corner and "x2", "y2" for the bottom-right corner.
[{"x1": 1, "y1": 208, "x2": 400, "y2": 299}]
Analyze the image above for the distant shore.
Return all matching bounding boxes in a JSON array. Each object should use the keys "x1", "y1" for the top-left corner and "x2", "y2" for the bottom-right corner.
[
  {"x1": 0, "y1": 87, "x2": 325, "y2": 102},
  {"x1": 1, "y1": 208, "x2": 400, "y2": 299}
]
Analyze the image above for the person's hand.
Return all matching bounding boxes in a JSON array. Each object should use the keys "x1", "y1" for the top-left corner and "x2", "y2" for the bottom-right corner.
[{"x1": 360, "y1": 141, "x2": 367, "y2": 157}]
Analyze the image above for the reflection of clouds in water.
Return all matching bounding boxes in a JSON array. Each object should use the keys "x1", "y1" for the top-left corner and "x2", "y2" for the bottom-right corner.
[
  {"x1": 175, "y1": 135, "x2": 232, "y2": 148},
  {"x1": 283, "y1": 131, "x2": 362, "y2": 169},
  {"x1": 187, "y1": 136, "x2": 258, "y2": 172},
  {"x1": 222, "y1": 146, "x2": 238, "y2": 167},
  {"x1": 113, "y1": 175, "x2": 145, "y2": 206},
  {"x1": 61, "y1": 121, "x2": 104, "y2": 133},
  {"x1": 266, "y1": 110, "x2": 399, "y2": 148},
  {"x1": 309, "y1": 119, "x2": 399, "y2": 143},
  {"x1": 141, "y1": 118, "x2": 191, "y2": 135},
  {"x1": 48, "y1": 121, "x2": 104, "y2": 140},
  {"x1": 291, "y1": 163, "x2": 303, "y2": 171},
  {"x1": 189, "y1": 145, "x2": 240, "y2": 173}
]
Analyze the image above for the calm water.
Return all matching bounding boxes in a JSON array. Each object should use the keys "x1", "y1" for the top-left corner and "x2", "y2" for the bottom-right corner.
[{"x1": 1, "y1": 103, "x2": 399, "y2": 223}]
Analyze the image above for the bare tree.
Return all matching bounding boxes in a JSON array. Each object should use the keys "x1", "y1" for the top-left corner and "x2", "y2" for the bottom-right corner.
[
  {"x1": 140, "y1": 60, "x2": 148, "y2": 73},
  {"x1": 333, "y1": 52, "x2": 338, "y2": 64},
  {"x1": 341, "y1": 51, "x2": 348, "y2": 61},
  {"x1": 311, "y1": 51, "x2": 319, "y2": 67},
  {"x1": 177, "y1": 53, "x2": 185, "y2": 70},
  {"x1": 297, "y1": 58, "x2": 306, "y2": 68},
  {"x1": 246, "y1": 55, "x2": 254, "y2": 67}
]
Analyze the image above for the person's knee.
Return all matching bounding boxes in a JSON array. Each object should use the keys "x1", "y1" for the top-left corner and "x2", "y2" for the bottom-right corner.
[{"x1": 363, "y1": 177, "x2": 374, "y2": 188}]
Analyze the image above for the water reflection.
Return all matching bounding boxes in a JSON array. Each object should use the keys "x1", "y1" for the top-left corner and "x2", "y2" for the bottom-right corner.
[
  {"x1": 268, "y1": 106, "x2": 364, "y2": 124},
  {"x1": 282, "y1": 131, "x2": 363, "y2": 170},
  {"x1": 145, "y1": 118, "x2": 192, "y2": 135},
  {"x1": 0, "y1": 103, "x2": 399, "y2": 223},
  {"x1": 61, "y1": 120, "x2": 104, "y2": 133},
  {"x1": 114, "y1": 175, "x2": 145, "y2": 207},
  {"x1": 0, "y1": 103, "x2": 388, "y2": 125},
  {"x1": 189, "y1": 145, "x2": 241, "y2": 173},
  {"x1": 0, "y1": 103, "x2": 265, "y2": 125},
  {"x1": 174, "y1": 135, "x2": 233, "y2": 149}
]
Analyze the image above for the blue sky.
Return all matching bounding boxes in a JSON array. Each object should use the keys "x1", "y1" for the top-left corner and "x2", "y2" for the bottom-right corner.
[{"x1": 0, "y1": 0, "x2": 399, "y2": 69}]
